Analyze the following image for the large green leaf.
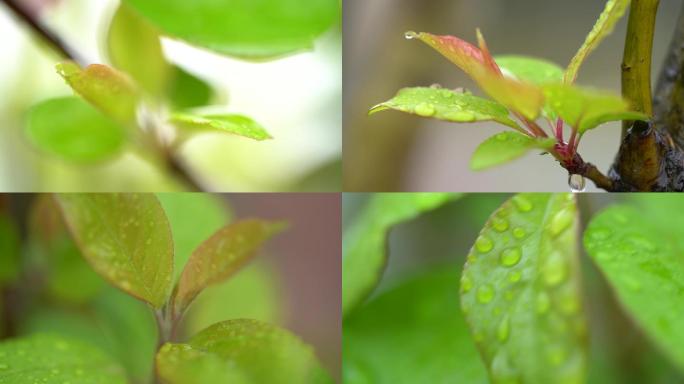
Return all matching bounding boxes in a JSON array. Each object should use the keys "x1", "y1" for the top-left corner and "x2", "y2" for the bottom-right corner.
[
  {"x1": 564, "y1": 0, "x2": 630, "y2": 83},
  {"x1": 0, "y1": 213, "x2": 20, "y2": 285},
  {"x1": 25, "y1": 97, "x2": 126, "y2": 162},
  {"x1": 461, "y1": 193, "x2": 587, "y2": 383},
  {"x1": 56, "y1": 194, "x2": 174, "y2": 308},
  {"x1": 495, "y1": 55, "x2": 564, "y2": 85},
  {"x1": 344, "y1": 266, "x2": 488, "y2": 384},
  {"x1": 470, "y1": 131, "x2": 556, "y2": 171},
  {"x1": 171, "y1": 112, "x2": 272, "y2": 141},
  {"x1": 0, "y1": 334, "x2": 127, "y2": 383},
  {"x1": 121, "y1": 0, "x2": 339, "y2": 60},
  {"x1": 342, "y1": 193, "x2": 459, "y2": 317},
  {"x1": 584, "y1": 197, "x2": 684, "y2": 372},
  {"x1": 369, "y1": 87, "x2": 521, "y2": 129},
  {"x1": 157, "y1": 319, "x2": 331, "y2": 383}
]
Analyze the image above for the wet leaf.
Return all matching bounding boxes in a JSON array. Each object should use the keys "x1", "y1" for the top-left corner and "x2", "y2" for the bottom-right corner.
[
  {"x1": 461, "y1": 193, "x2": 587, "y2": 383},
  {"x1": 0, "y1": 334, "x2": 127, "y2": 383},
  {"x1": 344, "y1": 266, "x2": 488, "y2": 384},
  {"x1": 171, "y1": 112, "x2": 272, "y2": 141},
  {"x1": 55, "y1": 194, "x2": 174, "y2": 308},
  {"x1": 564, "y1": 0, "x2": 630, "y2": 83},
  {"x1": 167, "y1": 66, "x2": 214, "y2": 110},
  {"x1": 470, "y1": 131, "x2": 556, "y2": 171},
  {"x1": 121, "y1": 0, "x2": 339, "y2": 60},
  {"x1": 157, "y1": 319, "x2": 331, "y2": 383},
  {"x1": 25, "y1": 97, "x2": 126, "y2": 162},
  {"x1": 0, "y1": 213, "x2": 20, "y2": 285},
  {"x1": 172, "y1": 219, "x2": 287, "y2": 317},
  {"x1": 369, "y1": 87, "x2": 520, "y2": 129},
  {"x1": 342, "y1": 193, "x2": 459, "y2": 317},
  {"x1": 495, "y1": 55, "x2": 564, "y2": 85}
]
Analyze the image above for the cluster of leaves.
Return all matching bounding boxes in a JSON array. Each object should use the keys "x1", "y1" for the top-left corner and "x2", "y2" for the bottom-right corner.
[
  {"x1": 343, "y1": 193, "x2": 684, "y2": 383},
  {"x1": 370, "y1": 0, "x2": 648, "y2": 174},
  {"x1": 24, "y1": 0, "x2": 339, "y2": 184},
  {"x1": 0, "y1": 194, "x2": 331, "y2": 383}
]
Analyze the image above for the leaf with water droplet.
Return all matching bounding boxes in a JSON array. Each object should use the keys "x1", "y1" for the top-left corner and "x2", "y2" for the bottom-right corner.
[
  {"x1": 55, "y1": 194, "x2": 174, "y2": 308},
  {"x1": 344, "y1": 266, "x2": 488, "y2": 383},
  {"x1": 342, "y1": 193, "x2": 460, "y2": 317},
  {"x1": 461, "y1": 193, "x2": 586, "y2": 383},
  {"x1": 172, "y1": 219, "x2": 287, "y2": 318},
  {"x1": 0, "y1": 334, "x2": 127, "y2": 383},
  {"x1": 157, "y1": 319, "x2": 331, "y2": 383},
  {"x1": 470, "y1": 131, "x2": 556, "y2": 171},
  {"x1": 171, "y1": 112, "x2": 272, "y2": 141}
]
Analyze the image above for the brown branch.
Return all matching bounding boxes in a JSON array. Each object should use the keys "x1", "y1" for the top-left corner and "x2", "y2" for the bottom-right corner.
[
  {"x1": 582, "y1": 163, "x2": 614, "y2": 191},
  {"x1": 168, "y1": 154, "x2": 203, "y2": 192}
]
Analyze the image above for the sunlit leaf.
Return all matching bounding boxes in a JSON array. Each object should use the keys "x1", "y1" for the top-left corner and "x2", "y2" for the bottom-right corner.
[
  {"x1": 121, "y1": 0, "x2": 339, "y2": 60},
  {"x1": 470, "y1": 131, "x2": 556, "y2": 171},
  {"x1": 25, "y1": 97, "x2": 126, "y2": 162},
  {"x1": 0, "y1": 213, "x2": 20, "y2": 285},
  {"x1": 167, "y1": 66, "x2": 214, "y2": 110},
  {"x1": 495, "y1": 55, "x2": 564, "y2": 85},
  {"x1": 342, "y1": 193, "x2": 460, "y2": 317},
  {"x1": 171, "y1": 112, "x2": 272, "y2": 141},
  {"x1": 56, "y1": 194, "x2": 174, "y2": 308},
  {"x1": 157, "y1": 319, "x2": 331, "y2": 383},
  {"x1": 0, "y1": 334, "x2": 127, "y2": 383},
  {"x1": 56, "y1": 61, "x2": 140, "y2": 124},
  {"x1": 344, "y1": 266, "x2": 488, "y2": 384},
  {"x1": 461, "y1": 193, "x2": 587, "y2": 383},
  {"x1": 172, "y1": 219, "x2": 287, "y2": 317},
  {"x1": 369, "y1": 87, "x2": 521, "y2": 129},
  {"x1": 564, "y1": 0, "x2": 630, "y2": 83}
]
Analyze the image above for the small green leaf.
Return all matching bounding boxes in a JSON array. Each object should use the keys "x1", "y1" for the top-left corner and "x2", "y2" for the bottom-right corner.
[
  {"x1": 55, "y1": 194, "x2": 174, "y2": 308},
  {"x1": 0, "y1": 213, "x2": 20, "y2": 285},
  {"x1": 56, "y1": 61, "x2": 140, "y2": 124},
  {"x1": 461, "y1": 193, "x2": 586, "y2": 383},
  {"x1": 370, "y1": 87, "x2": 520, "y2": 129},
  {"x1": 344, "y1": 266, "x2": 488, "y2": 384},
  {"x1": 172, "y1": 219, "x2": 287, "y2": 317},
  {"x1": 0, "y1": 334, "x2": 127, "y2": 383},
  {"x1": 564, "y1": 0, "x2": 630, "y2": 83},
  {"x1": 543, "y1": 83, "x2": 649, "y2": 134},
  {"x1": 25, "y1": 97, "x2": 126, "y2": 162},
  {"x1": 495, "y1": 55, "x2": 564, "y2": 85},
  {"x1": 171, "y1": 112, "x2": 272, "y2": 141},
  {"x1": 121, "y1": 0, "x2": 339, "y2": 60},
  {"x1": 167, "y1": 66, "x2": 214, "y2": 109},
  {"x1": 584, "y1": 197, "x2": 684, "y2": 372},
  {"x1": 342, "y1": 193, "x2": 460, "y2": 317},
  {"x1": 470, "y1": 132, "x2": 556, "y2": 171},
  {"x1": 157, "y1": 319, "x2": 331, "y2": 383}
]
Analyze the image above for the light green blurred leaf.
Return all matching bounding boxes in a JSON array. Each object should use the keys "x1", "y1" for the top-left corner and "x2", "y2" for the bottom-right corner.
[
  {"x1": 470, "y1": 131, "x2": 555, "y2": 171},
  {"x1": 343, "y1": 266, "x2": 488, "y2": 384},
  {"x1": 342, "y1": 193, "x2": 460, "y2": 317},
  {"x1": 25, "y1": 97, "x2": 126, "y2": 162},
  {"x1": 171, "y1": 112, "x2": 272, "y2": 141},
  {"x1": 495, "y1": 55, "x2": 564, "y2": 85},
  {"x1": 121, "y1": 0, "x2": 339, "y2": 59},
  {"x1": 167, "y1": 66, "x2": 214, "y2": 110},
  {"x1": 56, "y1": 194, "x2": 174, "y2": 308},
  {"x1": 461, "y1": 194, "x2": 586, "y2": 383},
  {"x1": 157, "y1": 319, "x2": 331, "y2": 383},
  {"x1": 0, "y1": 214, "x2": 20, "y2": 285}
]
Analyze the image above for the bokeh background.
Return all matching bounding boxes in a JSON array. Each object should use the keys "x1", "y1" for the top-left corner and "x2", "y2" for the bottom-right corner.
[
  {"x1": 344, "y1": 0, "x2": 680, "y2": 192},
  {"x1": 0, "y1": 0, "x2": 341, "y2": 191}
]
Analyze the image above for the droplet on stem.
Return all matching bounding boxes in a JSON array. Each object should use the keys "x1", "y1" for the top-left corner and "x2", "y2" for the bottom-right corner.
[
  {"x1": 568, "y1": 174, "x2": 586, "y2": 192},
  {"x1": 404, "y1": 31, "x2": 418, "y2": 40}
]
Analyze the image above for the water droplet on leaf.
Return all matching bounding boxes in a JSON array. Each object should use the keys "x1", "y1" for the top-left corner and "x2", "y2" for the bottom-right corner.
[
  {"x1": 512, "y1": 227, "x2": 526, "y2": 239},
  {"x1": 497, "y1": 315, "x2": 510, "y2": 342},
  {"x1": 475, "y1": 235, "x2": 494, "y2": 253},
  {"x1": 461, "y1": 274, "x2": 473, "y2": 293},
  {"x1": 549, "y1": 208, "x2": 573, "y2": 237},
  {"x1": 492, "y1": 217, "x2": 509, "y2": 232},
  {"x1": 477, "y1": 284, "x2": 495, "y2": 303},
  {"x1": 512, "y1": 195, "x2": 533, "y2": 212},
  {"x1": 500, "y1": 247, "x2": 522, "y2": 267},
  {"x1": 404, "y1": 31, "x2": 418, "y2": 40},
  {"x1": 414, "y1": 102, "x2": 436, "y2": 117}
]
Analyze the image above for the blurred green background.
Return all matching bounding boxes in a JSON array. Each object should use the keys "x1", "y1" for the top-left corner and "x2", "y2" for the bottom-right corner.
[
  {"x1": 344, "y1": 0, "x2": 680, "y2": 192},
  {"x1": 0, "y1": 0, "x2": 341, "y2": 191}
]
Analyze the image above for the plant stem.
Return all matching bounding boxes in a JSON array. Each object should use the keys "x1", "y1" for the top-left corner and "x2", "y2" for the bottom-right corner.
[{"x1": 168, "y1": 154, "x2": 203, "y2": 192}]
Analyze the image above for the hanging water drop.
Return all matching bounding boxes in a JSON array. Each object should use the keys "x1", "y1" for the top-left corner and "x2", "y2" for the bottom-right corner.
[
  {"x1": 404, "y1": 31, "x2": 418, "y2": 40},
  {"x1": 568, "y1": 174, "x2": 586, "y2": 192}
]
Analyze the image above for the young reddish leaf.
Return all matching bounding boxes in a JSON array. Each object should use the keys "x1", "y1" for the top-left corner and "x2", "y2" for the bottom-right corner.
[
  {"x1": 170, "y1": 112, "x2": 272, "y2": 141},
  {"x1": 470, "y1": 132, "x2": 556, "y2": 171},
  {"x1": 564, "y1": 0, "x2": 630, "y2": 83},
  {"x1": 55, "y1": 194, "x2": 174, "y2": 308},
  {"x1": 56, "y1": 61, "x2": 140, "y2": 124},
  {"x1": 172, "y1": 219, "x2": 287, "y2": 317}
]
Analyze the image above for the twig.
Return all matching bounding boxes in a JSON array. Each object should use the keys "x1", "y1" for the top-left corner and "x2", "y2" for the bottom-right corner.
[
  {"x1": 168, "y1": 155, "x2": 203, "y2": 192},
  {"x1": 581, "y1": 163, "x2": 614, "y2": 191}
]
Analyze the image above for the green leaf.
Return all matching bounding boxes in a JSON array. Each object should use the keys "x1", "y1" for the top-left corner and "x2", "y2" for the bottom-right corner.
[
  {"x1": 0, "y1": 213, "x2": 20, "y2": 285},
  {"x1": 172, "y1": 219, "x2": 287, "y2": 317},
  {"x1": 25, "y1": 97, "x2": 126, "y2": 162},
  {"x1": 0, "y1": 334, "x2": 127, "y2": 383},
  {"x1": 121, "y1": 0, "x2": 340, "y2": 60},
  {"x1": 543, "y1": 84, "x2": 649, "y2": 134},
  {"x1": 167, "y1": 65, "x2": 215, "y2": 110},
  {"x1": 564, "y1": 0, "x2": 630, "y2": 83},
  {"x1": 342, "y1": 193, "x2": 459, "y2": 317},
  {"x1": 344, "y1": 266, "x2": 488, "y2": 384},
  {"x1": 495, "y1": 55, "x2": 564, "y2": 85},
  {"x1": 470, "y1": 131, "x2": 556, "y2": 171},
  {"x1": 107, "y1": 3, "x2": 171, "y2": 97},
  {"x1": 369, "y1": 87, "x2": 521, "y2": 129},
  {"x1": 584, "y1": 197, "x2": 684, "y2": 372},
  {"x1": 461, "y1": 193, "x2": 587, "y2": 383},
  {"x1": 157, "y1": 319, "x2": 331, "y2": 383},
  {"x1": 56, "y1": 61, "x2": 140, "y2": 124},
  {"x1": 171, "y1": 112, "x2": 272, "y2": 141},
  {"x1": 55, "y1": 194, "x2": 174, "y2": 308}
]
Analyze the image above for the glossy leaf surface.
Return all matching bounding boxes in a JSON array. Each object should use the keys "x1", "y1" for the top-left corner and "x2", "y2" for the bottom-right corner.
[
  {"x1": 470, "y1": 131, "x2": 555, "y2": 171},
  {"x1": 171, "y1": 112, "x2": 272, "y2": 141},
  {"x1": 495, "y1": 55, "x2": 564, "y2": 85}
]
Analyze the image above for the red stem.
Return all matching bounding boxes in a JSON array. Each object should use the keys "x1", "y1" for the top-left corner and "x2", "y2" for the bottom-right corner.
[{"x1": 555, "y1": 118, "x2": 564, "y2": 141}]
